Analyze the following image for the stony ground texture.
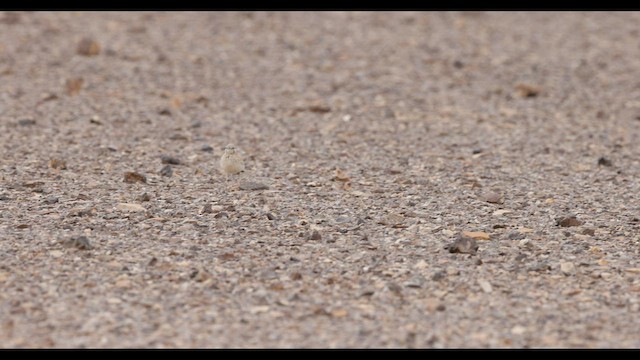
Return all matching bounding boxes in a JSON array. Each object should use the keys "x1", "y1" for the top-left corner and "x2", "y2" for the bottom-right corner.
[{"x1": 1, "y1": 11, "x2": 639, "y2": 348}]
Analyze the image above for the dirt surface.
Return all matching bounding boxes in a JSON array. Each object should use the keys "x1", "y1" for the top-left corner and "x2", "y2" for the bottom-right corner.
[{"x1": 1, "y1": 11, "x2": 640, "y2": 348}]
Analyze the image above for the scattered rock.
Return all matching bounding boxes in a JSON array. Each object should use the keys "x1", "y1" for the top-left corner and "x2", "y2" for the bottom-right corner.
[
  {"x1": 515, "y1": 83, "x2": 541, "y2": 98},
  {"x1": 137, "y1": 193, "x2": 151, "y2": 202},
  {"x1": 201, "y1": 204, "x2": 213, "y2": 214},
  {"x1": 116, "y1": 203, "x2": 147, "y2": 212},
  {"x1": 266, "y1": 212, "x2": 276, "y2": 220},
  {"x1": 159, "y1": 165, "x2": 173, "y2": 177},
  {"x1": 69, "y1": 207, "x2": 96, "y2": 217},
  {"x1": 511, "y1": 325, "x2": 527, "y2": 335},
  {"x1": 43, "y1": 196, "x2": 59, "y2": 204},
  {"x1": 309, "y1": 230, "x2": 322, "y2": 241},
  {"x1": 507, "y1": 232, "x2": 526, "y2": 240},
  {"x1": 404, "y1": 276, "x2": 424, "y2": 288},
  {"x1": 65, "y1": 77, "x2": 83, "y2": 96},
  {"x1": 556, "y1": 215, "x2": 582, "y2": 227},
  {"x1": 239, "y1": 181, "x2": 269, "y2": 191},
  {"x1": 50, "y1": 250, "x2": 64, "y2": 258},
  {"x1": 308, "y1": 104, "x2": 331, "y2": 113},
  {"x1": 581, "y1": 228, "x2": 595, "y2": 236},
  {"x1": 478, "y1": 279, "x2": 493, "y2": 293},
  {"x1": 447, "y1": 235, "x2": 479, "y2": 255},
  {"x1": 124, "y1": 172, "x2": 147, "y2": 183},
  {"x1": 160, "y1": 154, "x2": 181, "y2": 165},
  {"x1": 330, "y1": 309, "x2": 348, "y2": 318},
  {"x1": 61, "y1": 236, "x2": 93, "y2": 250},
  {"x1": 560, "y1": 261, "x2": 576, "y2": 276},
  {"x1": 49, "y1": 158, "x2": 67, "y2": 170},
  {"x1": 528, "y1": 262, "x2": 551, "y2": 272},
  {"x1": 333, "y1": 168, "x2": 350, "y2": 182},
  {"x1": 432, "y1": 271, "x2": 446, "y2": 281},
  {"x1": 462, "y1": 231, "x2": 490, "y2": 240},
  {"x1": 77, "y1": 38, "x2": 100, "y2": 56},
  {"x1": 201, "y1": 144, "x2": 214, "y2": 152},
  {"x1": 481, "y1": 191, "x2": 504, "y2": 204},
  {"x1": 214, "y1": 211, "x2": 228, "y2": 219},
  {"x1": 379, "y1": 213, "x2": 405, "y2": 227},
  {"x1": 597, "y1": 157, "x2": 612, "y2": 167},
  {"x1": 18, "y1": 119, "x2": 36, "y2": 126},
  {"x1": 16, "y1": 224, "x2": 29, "y2": 229},
  {"x1": 115, "y1": 276, "x2": 131, "y2": 288},
  {"x1": 169, "y1": 134, "x2": 189, "y2": 141},
  {"x1": 290, "y1": 272, "x2": 302, "y2": 280}
]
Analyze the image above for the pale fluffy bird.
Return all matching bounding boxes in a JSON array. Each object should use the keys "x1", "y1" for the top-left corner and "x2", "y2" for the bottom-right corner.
[{"x1": 220, "y1": 144, "x2": 245, "y2": 176}]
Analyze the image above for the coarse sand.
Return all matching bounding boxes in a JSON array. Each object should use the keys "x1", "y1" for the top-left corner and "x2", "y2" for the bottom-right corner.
[{"x1": 1, "y1": 11, "x2": 639, "y2": 348}]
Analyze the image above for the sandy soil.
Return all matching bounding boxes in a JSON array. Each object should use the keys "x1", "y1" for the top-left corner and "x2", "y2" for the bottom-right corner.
[{"x1": 1, "y1": 11, "x2": 639, "y2": 348}]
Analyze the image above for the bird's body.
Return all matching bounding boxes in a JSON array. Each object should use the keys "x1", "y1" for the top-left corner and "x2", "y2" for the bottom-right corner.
[{"x1": 220, "y1": 144, "x2": 245, "y2": 176}]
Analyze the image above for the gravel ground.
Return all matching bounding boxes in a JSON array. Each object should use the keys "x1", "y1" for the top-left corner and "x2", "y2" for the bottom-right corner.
[{"x1": 1, "y1": 11, "x2": 640, "y2": 348}]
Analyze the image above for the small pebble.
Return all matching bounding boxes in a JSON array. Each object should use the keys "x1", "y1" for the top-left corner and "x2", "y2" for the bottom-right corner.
[
  {"x1": 138, "y1": 193, "x2": 151, "y2": 202},
  {"x1": 43, "y1": 196, "x2": 59, "y2": 204},
  {"x1": 65, "y1": 77, "x2": 83, "y2": 96},
  {"x1": 560, "y1": 261, "x2": 576, "y2": 276},
  {"x1": 49, "y1": 158, "x2": 67, "y2": 170},
  {"x1": 214, "y1": 211, "x2": 228, "y2": 219},
  {"x1": 309, "y1": 230, "x2": 322, "y2": 240},
  {"x1": 61, "y1": 236, "x2": 93, "y2": 250},
  {"x1": 200, "y1": 145, "x2": 214, "y2": 152},
  {"x1": 597, "y1": 157, "x2": 612, "y2": 167},
  {"x1": 478, "y1": 279, "x2": 493, "y2": 293},
  {"x1": 160, "y1": 154, "x2": 181, "y2": 165},
  {"x1": 159, "y1": 165, "x2": 173, "y2": 177},
  {"x1": 556, "y1": 215, "x2": 582, "y2": 227},
  {"x1": 447, "y1": 235, "x2": 479, "y2": 255},
  {"x1": 116, "y1": 203, "x2": 146, "y2": 212},
  {"x1": 432, "y1": 271, "x2": 446, "y2": 281},
  {"x1": 77, "y1": 38, "x2": 100, "y2": 56},
  {"x1": 18, "y1": 119, "x2": 36, "y2": 126},
  {"x1": 201, "y1": 204, "x2": 213, "y2": 214},
  {"x1": 462, "y1": 231, "x2": 490, "y2": 240},
  {"x1": 515, "y1": 83, "x2": 541, "y2": 98},
  {"x1": 124, "y1": 172, "x2": 147, "y2": 183},
  {"x1": 481, "y1": 191, "x2": 503, "y2": 204},
  {"x1": 239, "y1": 181, "x2": 269, "y2": 191}
]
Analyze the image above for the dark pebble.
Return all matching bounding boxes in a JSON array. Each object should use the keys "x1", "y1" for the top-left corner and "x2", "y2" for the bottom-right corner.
[
  {"x1": 597, "y1": 157, "x2": 612, "y2": 167},
  {"x1": 214, "y1": 211, "x2": 228, "y2": 219},
  {"x1": 123, "y1": 172, "x2": 147, "y2": 183},
  {"x1": 18, "y1": 119, "x2": 36, "y2": 126},
  {"x1": 556, "y1": 215, "x2": 583, "y2": 227},
  {"x1": 239, "y1": 181, "x2": 269, "y2": 191},
  {"x1": 44, "y1": 196, "x2": 59, "y2": 204},
  {"x1": 62, "y1": 236, "x2": 93, "y2": 250},
  {"x1": 159, "y1": 165, "x2": 173, "y2": 177},
  {"x1": 160, "y1": 154, "x2": 181, "y2": 165},
  {"x1": 309, "y1": 230, "x2": 322, "y2": 240},
  {"x1": 447, "y1": 235, "x2": 479, "y2": 255},
  {"x1": 202, "y1": 204, "x2": 213, "y2": 214},
  {"x1": 432, "y1": 271, "x2": 446, "y2": 281},
  {"x1": 201, "y1": 145, "x2": 214, "y2": 152}
]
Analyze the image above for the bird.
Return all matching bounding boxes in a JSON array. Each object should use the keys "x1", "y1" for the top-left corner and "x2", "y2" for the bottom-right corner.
[{"x1": 220, "y1": 144, "x2": 245, "y2": 179}]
